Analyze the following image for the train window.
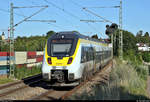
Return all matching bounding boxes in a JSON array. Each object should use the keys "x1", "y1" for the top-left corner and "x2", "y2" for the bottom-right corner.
[
  {"x1": 51, "y1": 39, "x2": 73, "y2": 56},
  {"x1": 81, "y1": 47, "x2": 86, "y2": 63},
  {"x1": 86, "y1": 47, "x2": 90, "y2": 61},
  {"x1": 81, "y1": 46, "x2": 101, "y2": 63}
]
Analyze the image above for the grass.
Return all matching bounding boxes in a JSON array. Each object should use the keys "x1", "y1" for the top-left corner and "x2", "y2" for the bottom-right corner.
[
  {"x1": 14, "y1": 65, "x2": 42, "y2": 80},
  {"x1": 68, "y1": 58, "x2": 149, "y2": 100},
  {"x1": 110, "y1": 58, "x2": 149, "y2": 98},
  {"x1": 0, "y1": 65, "x2": 42, "y2": 85},
  {"x1": 0, "y1": 78, "x2": 14, "y2": 85}
]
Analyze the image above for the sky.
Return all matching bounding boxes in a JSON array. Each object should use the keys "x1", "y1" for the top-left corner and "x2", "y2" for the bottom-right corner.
[{"x1": 0, "y1": 0, "x2": 150, "y2": 39}]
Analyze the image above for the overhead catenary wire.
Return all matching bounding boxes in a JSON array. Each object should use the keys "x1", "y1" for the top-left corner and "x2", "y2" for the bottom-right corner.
[
  {"x1": 13, "y1": 5, "x2": 49, "y2": 9},
  {"x1": 0, "y1": 8, "x2": 26, "y2": 17},
  {"x1": 14, "y1": 6, "x2": 48, "y2": 27},
  {"x1": 69, "y1": 1, "x2": 97, "y2": 33},
  {"x1": 83, "y1": 11, "x2": 103, "y2": 37},
  {"x1": 27, "y1": 0, "x2": 77, "y2": 30},
  {"x1": 42, "y1": 0, "x2": 81, "y2": 29},
  {"x1": 83, "y1": 6, "x2": 120, "y2": 8},
  {"x1": 44, "y1": 0, "x2": 80, "y2": 20},
  {"x1": 83, "y1": 8, "x2": 113, "y2": 23},
  {"x1": 69, "y1": 0, "x2": 106, "y2": 38},
  {"x1": 47, "y1": 23, "x2": 65, "y2": 30}
]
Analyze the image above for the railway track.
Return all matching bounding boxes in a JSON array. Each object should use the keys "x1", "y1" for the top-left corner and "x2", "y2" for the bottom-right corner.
[
  {"x1": 0, "y1": 74, "x2": 42, "y2": 98},
  {"x1": 0, "y1": 60, "x2": 112, "y2": 100},
  {"x1": 27, "y1": 60, "x2": 113, "y2": 100}
]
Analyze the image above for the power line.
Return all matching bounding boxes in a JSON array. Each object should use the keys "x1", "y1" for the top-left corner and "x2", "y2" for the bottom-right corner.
[
  {"x1": 83, "y1": 8, "x2": 113, "y2": 23},
  {"x1": 25, "y1": 20, "x2": 56, "y2": 23},
  {"x1": 70, "y1": 0, "x2": 83, "y2": 8},
  {"x1": 69, "y1": 0, "x2": 106, "y2": 38},
  {"x1": 44, "y1": 0, "x2": 80, "y2": 20},
  {"x1": 47, "y1": 23, "x2": 65, "y2": 30},
  {"x1": 80, "y1": 20, "x2": 106, "y2": 23},
  {"x1": 40, "y1": 0, "x2": 79, "y2": 29},
  {"x1": 0, "y1": 8, "x2": 26, "y2": 17},
  {"x1": 9, "y1": 3, "x2": 49, "y2": 78},
  {"x1": 83, "y1": 6, "x2": 120, "y2": 8},
  {"x1": 82, "y1": 9, "x2": 106, "y2": 38},
  {"x1": 13, "y1": 5, "x2": 48, "y2": 9},
  {"x1": 69, "y1": 1, "x2": 98, "y2": 32},
  {"x1": 14, "y1": 6, "x2": 48, "y2": 27}
]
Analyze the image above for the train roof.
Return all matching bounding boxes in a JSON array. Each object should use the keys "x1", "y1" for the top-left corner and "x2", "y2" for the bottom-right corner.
[{"x1": 48, "y1": 31, "x2": 107, "y2": 44}]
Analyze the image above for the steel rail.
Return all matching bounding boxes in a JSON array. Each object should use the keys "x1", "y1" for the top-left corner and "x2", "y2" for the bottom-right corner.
[{"x1": 0, "y1": 74, "x2": 42, "y2": 97}]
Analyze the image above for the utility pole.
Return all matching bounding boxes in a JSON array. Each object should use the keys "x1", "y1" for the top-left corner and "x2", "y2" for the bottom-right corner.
[
  {"x1": 9, "y1": 3, "x2": 15, "y2": 78},
  {"x1": 119, "y1": 0, "x2": 123, "y2": 60},
  {"x1": 9, "y1": 3, "x2": 51, "y2": 78}
]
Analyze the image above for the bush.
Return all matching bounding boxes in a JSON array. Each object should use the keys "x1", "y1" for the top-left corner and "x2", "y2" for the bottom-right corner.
[
  {"x1": 14, "y1": 65, "x2": 41, "y2": 79},
  {"x1": 123, "y1": 50, "x2": 142, "y2": 65},
  {"x1": 142, "y1": 52, "x2": 150, "y2": 62},
  {"x1": 134, "y1": 65, "x2": 148, "y2": 81}
]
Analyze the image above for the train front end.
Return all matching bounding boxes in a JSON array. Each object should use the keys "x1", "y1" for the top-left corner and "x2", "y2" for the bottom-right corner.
[{"x1": 42, "y1": 32, "x2": 81, "y2": 85}]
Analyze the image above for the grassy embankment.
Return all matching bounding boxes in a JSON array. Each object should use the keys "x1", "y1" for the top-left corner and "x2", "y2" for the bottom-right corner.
[
  {"x1": 0, "y1": 65, "x2": 41, "y2": 85},
  {"x1": 14, "y1": 65, "x2": 42, "y2": 80},
  {"x1": 69, "y1": 58, "x2": 149, "y2": 100},
  {"x1": 0, "y1": 78, "x2": 14, "y2": 85}
]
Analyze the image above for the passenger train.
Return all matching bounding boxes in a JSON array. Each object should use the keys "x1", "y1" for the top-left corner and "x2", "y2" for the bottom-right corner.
[{"x1": 42, "y1": 31, "x2": 112, "y2": 86}]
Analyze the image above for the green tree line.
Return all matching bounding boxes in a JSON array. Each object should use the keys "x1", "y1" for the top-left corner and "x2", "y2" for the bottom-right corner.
[
  {"x1": 0, "y1": 31, "x2": 55, "y2": 51},
  {"x1": 1, "y1": 29, "x2": 150, "y2": 62},
  {"x1": 91, "y1": 30, "x2": 150, "y2": 63}
]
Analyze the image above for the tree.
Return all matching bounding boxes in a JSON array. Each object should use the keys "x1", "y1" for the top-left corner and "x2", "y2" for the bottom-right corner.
[
  {"x1": 72, "y1": 31, "x2": 79, "y2": 33},
  {"x1": 91, "y1": 34, "x2": 98, "y2": 39},
  {"x1": 143, "y1": 32, "x2": 149, "y2": 44},
  {"x1": 144, "y1": 32, "x2": 149, "y2": 37},
  {"x1": 137, "y1": 30, "x2": 143, "y2": 36},
  {"x1": 123, "y1": 30, "x2": 137, "y2": 52},
  {"x1": 113, "y1": 30, "x2": 137, "y2": 56},
  {"x1": 46, "y1": 31, "x2": 55, "y2": 39},
  {"x1": 0, "y1": 35, "x2": 2, "y2": 51}
]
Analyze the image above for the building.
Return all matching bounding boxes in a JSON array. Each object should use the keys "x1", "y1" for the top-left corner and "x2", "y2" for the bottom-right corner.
[
  {"x1": 1, "y1": 32, "x2": 5, "y2": 40},
  {"x1": 136, "y1": 43, "x2": 150, "y2": 51},
  {"x1": 0, "y1": 32, "x2": 10, "y2": 44}
]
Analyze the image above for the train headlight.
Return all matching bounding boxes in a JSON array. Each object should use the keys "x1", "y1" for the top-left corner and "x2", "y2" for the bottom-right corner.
[
  {"x1": 47, "y1": 58, "x2": 52, "y2": 64},
  {"x1": 67, "y1": 57, "x2": 73, "y2": 64}
]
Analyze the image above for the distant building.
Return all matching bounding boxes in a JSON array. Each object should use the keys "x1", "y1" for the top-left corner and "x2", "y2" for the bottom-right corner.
[
  {"x1": 136, "y1": 43, "x2": 150, "y2": 51},
  {"x1": 1, "y1": 32, "x2": 5, "y2": 40},
  {"x1": 0, "y1": 32, "x2": 10, "y2": 44}
]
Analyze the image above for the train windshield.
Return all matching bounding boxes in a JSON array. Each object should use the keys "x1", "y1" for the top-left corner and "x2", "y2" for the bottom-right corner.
[{"x1": 51, "y1": 39, "x2": 73, "y2": 56}]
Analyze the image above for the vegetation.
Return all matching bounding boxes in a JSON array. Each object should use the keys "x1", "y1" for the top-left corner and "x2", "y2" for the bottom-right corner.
[
  {"x1": 0, "y1": 30, "x2": 55, "y2": 51},
  {"x1": 1, "y1": 29, "x2": 149, "y2": 63},
  {"x1": 69, "y1": 58, "x2": 149, "y2": 100},
  {"x1": 141, "y1": 52, "x2": 150, "y2": 62},
  {"x1": 14, "y1": 65, "x2": 42, "y2": 80},
  {"x1": 91, "y1": 34, "x2": 98, "y2": 39},
  {"x1": 136, "y1": 30, "x2": 150, "y2": 44},
  {"x1": 68, "y1": 29, "x2": 150, "y2": 100},
  {"x1": 0, "y1": 78, "x2": 14, "y2": 85}
]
